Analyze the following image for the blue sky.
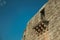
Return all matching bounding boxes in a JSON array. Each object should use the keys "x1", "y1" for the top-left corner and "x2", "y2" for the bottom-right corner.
[{"x1": 0, "y1": 0, "x2": 48, "y2": 40}]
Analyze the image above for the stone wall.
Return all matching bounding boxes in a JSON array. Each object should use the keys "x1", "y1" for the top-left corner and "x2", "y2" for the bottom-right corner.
[{"x1": 22, "y1": 0, "x2": 60, "y2": 40}]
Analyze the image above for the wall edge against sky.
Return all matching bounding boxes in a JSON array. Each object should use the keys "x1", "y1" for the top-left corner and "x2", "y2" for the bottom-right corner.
[{"x1": 26, "y1": 2, "x2": 48, "y2": 25}]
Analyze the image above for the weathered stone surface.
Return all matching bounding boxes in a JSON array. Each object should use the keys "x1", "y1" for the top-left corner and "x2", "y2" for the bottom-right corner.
[{"x1": 22, "y1": 0, "x2": 60, "y2": 40}]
